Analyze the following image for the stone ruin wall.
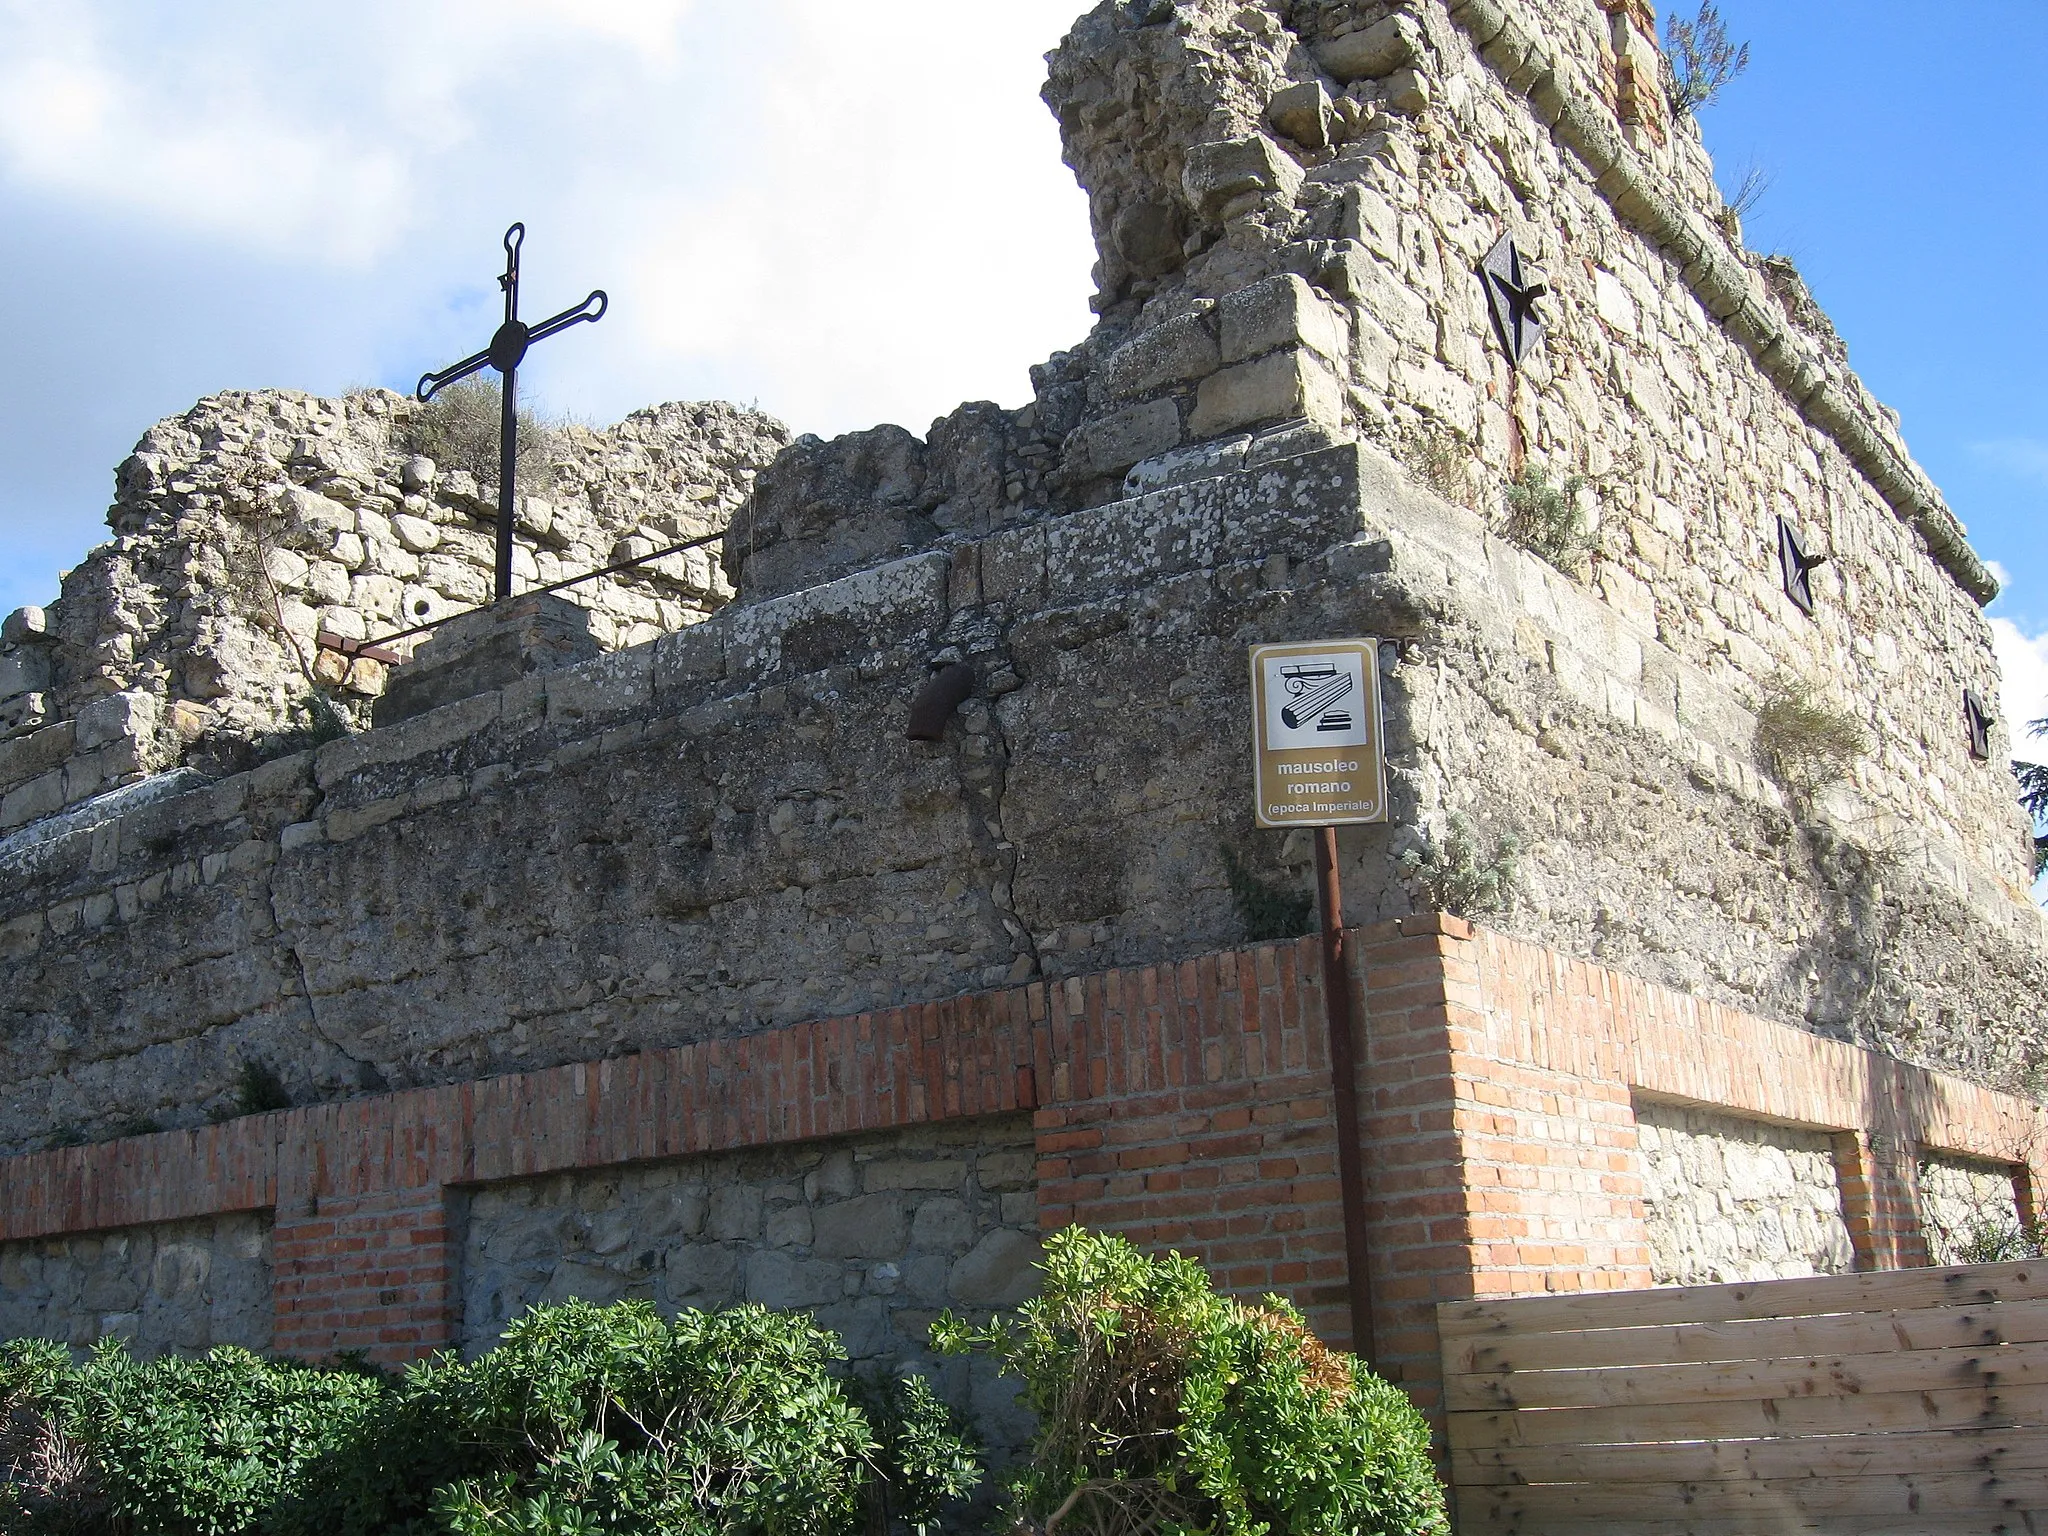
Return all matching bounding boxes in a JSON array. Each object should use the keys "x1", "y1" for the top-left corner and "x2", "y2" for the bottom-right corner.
[
  {"x1": 1, "y1": 0, "x2": 2046, "y2": 1146},
  {"x1": 4, "y1": 437, "x2": 2046, "y2": 1157},
  {"x1": 720, "y1": 0, "x2": 2041, "y2": 1073},
  {"x1": 0, "y1": 387, "x2": 788, "y2": 835}
]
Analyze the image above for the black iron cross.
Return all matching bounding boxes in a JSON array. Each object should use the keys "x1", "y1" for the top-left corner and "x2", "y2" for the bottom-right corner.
[
  {"x1": 1481, "y1": 234, "x2": 1547, "y2": 367},
  {"x1": 417, "y1": 223, "x2": 606, "y2": 600}
]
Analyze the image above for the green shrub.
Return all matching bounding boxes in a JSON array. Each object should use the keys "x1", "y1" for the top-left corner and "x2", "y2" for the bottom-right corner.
[
  {"x1": 0, "y1": 1338, "x2": 384, "y2": 1536},
  {"x1": 932, "y1": 1227, "x2": 1449, "y2": 1536},
  {"x1": 3, "y1": 1301, "x2": 978, "y2": 1536}
]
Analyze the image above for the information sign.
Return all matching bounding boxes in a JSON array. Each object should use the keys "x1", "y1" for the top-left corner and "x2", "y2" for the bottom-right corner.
[{"x1": 1248, "y1": 638, "x2": 1388, "y2": 828}]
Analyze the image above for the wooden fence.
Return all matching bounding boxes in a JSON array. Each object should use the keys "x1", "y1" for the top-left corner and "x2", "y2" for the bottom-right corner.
[{"x1": 1438, "y1": 1260, "x2": 2048, "y2": 1535}]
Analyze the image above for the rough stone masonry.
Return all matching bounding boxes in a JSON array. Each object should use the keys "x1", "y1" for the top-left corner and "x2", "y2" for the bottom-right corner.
[{"x1": 0, "y1": 0, "x2": 2045, "y2": 1365}]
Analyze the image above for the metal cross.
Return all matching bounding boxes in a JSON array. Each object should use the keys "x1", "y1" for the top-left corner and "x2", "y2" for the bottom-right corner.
[
  {"x1": 417, "y1": 223, "x2": 607, "y2": 601},
  {"x1": 1480, "y1": 234, "x2": 1547, "y2": 367}
]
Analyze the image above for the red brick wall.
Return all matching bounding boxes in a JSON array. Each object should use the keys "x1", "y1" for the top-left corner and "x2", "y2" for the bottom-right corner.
[
  {"x1": 1033, "y1": 943, "x2": 1354, "y2": 1348},
  {"x1": 2, "y1": 917, "x2": 2044, "y2": 1441}
]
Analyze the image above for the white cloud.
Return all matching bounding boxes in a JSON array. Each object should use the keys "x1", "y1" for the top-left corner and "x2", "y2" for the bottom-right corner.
[
  {"x1": 1992, "y1": 617, "x2": 2048, "y2": 751},
  {"x1": 0, "y1": 0, "x2": 1099, "y2": 613}
]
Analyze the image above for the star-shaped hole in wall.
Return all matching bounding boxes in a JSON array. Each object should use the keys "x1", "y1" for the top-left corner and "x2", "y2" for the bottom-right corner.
[
  {"x1": 1481, "y1": 234, "x2": 1548, "y2": 367},
  {"x1": 1965, "y1": 689, "x2": 1994, "y2": 762}
]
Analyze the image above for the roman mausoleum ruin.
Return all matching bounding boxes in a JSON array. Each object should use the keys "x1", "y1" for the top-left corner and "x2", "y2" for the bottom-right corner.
[{"x1": 3, "y1": 0, "x2": 2046, "y2": 1491}]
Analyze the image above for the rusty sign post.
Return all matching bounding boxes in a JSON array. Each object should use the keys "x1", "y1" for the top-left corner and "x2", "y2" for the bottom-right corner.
[{"x1": 1249, "y1": 638, "x2": 1389, "y2": 1362}]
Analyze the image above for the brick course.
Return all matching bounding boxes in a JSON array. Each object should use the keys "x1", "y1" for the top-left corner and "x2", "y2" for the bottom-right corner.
[{"x1": 3, "y1": 918, "x2": 2044, "y2": 1440}]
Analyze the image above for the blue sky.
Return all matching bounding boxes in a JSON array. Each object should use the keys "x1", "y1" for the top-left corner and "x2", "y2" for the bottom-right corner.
[{"x1": 2, "y1": 1, "x2": 2045, "y2": 730}]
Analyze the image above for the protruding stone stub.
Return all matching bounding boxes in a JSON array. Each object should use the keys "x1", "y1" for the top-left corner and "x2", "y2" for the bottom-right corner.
[{"x1": 373, "y1": 594, "x2": 602, "y2": 728}]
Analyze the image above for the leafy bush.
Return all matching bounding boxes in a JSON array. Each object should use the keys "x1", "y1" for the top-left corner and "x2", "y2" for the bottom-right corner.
[
  {"x1": 405, "y1": 378, "x2": 557, "y2": 491},
  {"x1": 0, "y1": 1339, "x2": 383, "y2": 1536},
  {"x1": 932, "y1": 1227, "x2": 1449, "y2": 1536},
  {"x1": 1499, "y1": 466, "x2": 1594, "y2": 574},
  {"x1": 3, "y1": 1301, "x2": 978, "y2": 1536},
  {"x1": 1755, "y1": 678, "x2": 1868, "y2": 793}
]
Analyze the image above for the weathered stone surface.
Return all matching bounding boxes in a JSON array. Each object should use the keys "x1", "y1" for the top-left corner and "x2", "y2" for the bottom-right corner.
[
  {"x1": 1189, "y1": 348, "x2": 1345, "y2": 437},
  {"x1": 1102, "y1": 311, "x2": 1221, "y2": 400},
  {"x1": 1267, "y1": 80, "x2": 1331, "y2": 151},
  {"x1": 1314, "y1": 15, "x2": 1421, "y2": 83},
  {"x1": 0, "y1": 389, "x2": 785, "y2": 776},
  {"x1": 1182, "y1": 136, "x2": 1304, "y2": 221},
  {"x1": 1634, "y1": 1099, "x2": 1854, "y2": 1285},
  {"x1": 0, "y1": 1213, "x2": 272, "y2": 1356},
  {"x1": 1, "y1": 0, "x2": 2045, "y2": 1167},
  {"x1": 1062, "y1": 399, "x2": 1182, "y2": 480},
  {"x1": 376, "y1": 595, "x2": 602, "y2": 727},
  {"x1": 1217, "y1": 274, "x2": 1348, "y2": 367}
]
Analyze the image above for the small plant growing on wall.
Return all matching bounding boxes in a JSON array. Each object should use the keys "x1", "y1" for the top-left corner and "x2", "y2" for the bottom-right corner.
[
  {"x1": 1399, "y1": 811, "x2": 1520, "y2": 918},
  {"x1": 1218, "y1": 843, "x2": 1315, "y2": 942},
  {"x1": 1405, "y1": 422, "x2": 1475, "y2": 509},
  {"x1": 403, "y1": 376, "x2": 559, "y2": 491},
  {"x1": 1663, "y1": 2, "x2": 1751, "y2": 116},
  {"x1": 1755, "y1": 678, "x2": 1869, "y2": 793},
  {"x1": 1500, "y1": 465, "x2": 1595, "y2": 574}
]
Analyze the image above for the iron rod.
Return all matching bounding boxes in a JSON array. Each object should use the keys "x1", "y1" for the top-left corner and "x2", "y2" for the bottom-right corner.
[
  {"x1": 496, "y1": 364, "x2": 517, "y2": 601},
  {"x1": 1317, "y1": 824, "x2": 1377, "y2": 1363}
]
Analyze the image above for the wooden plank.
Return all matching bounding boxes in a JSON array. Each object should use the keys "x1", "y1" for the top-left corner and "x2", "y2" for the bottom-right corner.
[
  {"x1": 1444, "y1": 1338, "x2": 2048, "y2": 1413},
  {"x1": 1454, "y1": 1426, "x2": 2048, "y2": 1485},
  {"x1": 1446, "y1": 1383, "x2": 2048, "y2": 1450},
  {"x1": 1454, "y1": 1512, "x2": 2041, "y2": 1536},
  {"x1": 1438, "y1": 1260, "x2": 2048, "y2": 1340},
  {"x1": 1459, "y1": 1467, "x2": 2048, "y2": 1519},
  {"x1": 1446, "y1": 1296, "x2": 2048, "y2": 1376}
]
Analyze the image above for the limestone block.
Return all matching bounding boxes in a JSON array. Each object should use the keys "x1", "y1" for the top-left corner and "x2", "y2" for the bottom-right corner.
[
  {"x1": 2, "y1": 606, "x2": 48, "y2": 645},
  {"x1": 1102, "y1": 312, "x2": 1221, "y2": 400},
  {"x1": 76, "y1": 690, "x2": 159, "y2": 751},
  {"x1": 1189, "y1": 349, "x2": 1345, "y2": 439},
  {"x1": 281, "y1": 486, "x2": 353, "y2": 537},
  {"x1": 1218, "y1": 274, "x2": 1348, "y2": 367},
  {"x1": 0, "y1": 647, "x2": 49, "y2": 705},
  {"x1": 652, "y1": 621, "x2": 725, "y2": 694},
  {"x1": 306, "y1": 562, "x2": 351, "y2": 606},
  {"x1": 0, "y1": 719, "x2": 74, "y2": 793},
  {"x1": 1315, "y1": 15, "x2": 1421, "y2": 82},
  {"x1": 365, "y1": 540, "x2": 421, "y2": 581},
  {"x1": 810, "y1": 1192, "x2": 906, "y2": 1259},
  {"x1": 352, "y1": 573, "x2": 403, "y2": 618},
  {"x1": 1062, "y1": 399, "x2": 1182, "y2": 480},
  {"x1": 1267, "y1": 80, "x2": 1331, "y2": 151},
  {"x1": 947, "y1": 1228, "x2": 1042, "y2": 1306},
  {"x1": 401, "y1": 456, "x2": 436, "y2": 493},
  {"x1": 262, "y1": 548, "x2": 310, "y2": 590},
  {"x1": 1181, "y1": 136, "x2": 1304, "y2": 222},
  {"x1": 0, "y1": 769, "x2": 64, "y2": 830},
  {"x1": 545, "y1": 646, "x2": 655, "y2": 727}
]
